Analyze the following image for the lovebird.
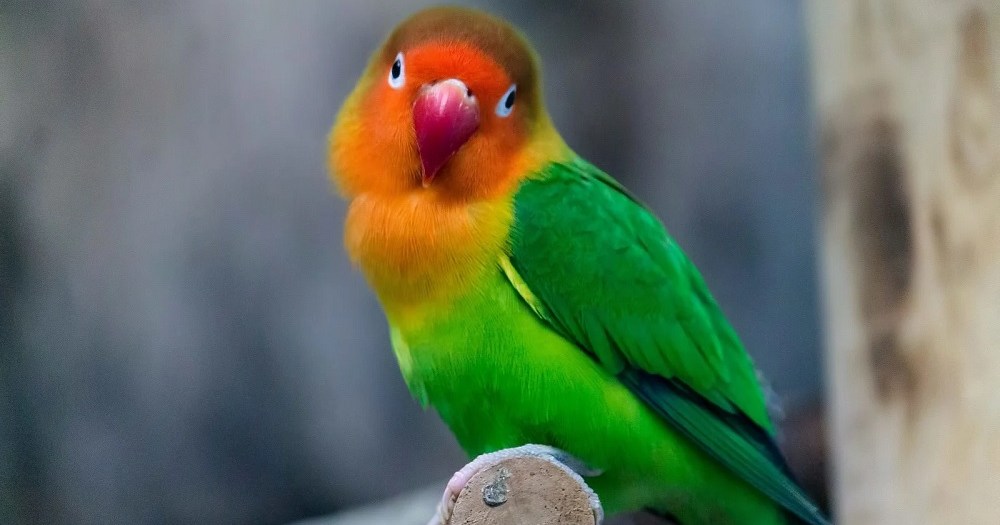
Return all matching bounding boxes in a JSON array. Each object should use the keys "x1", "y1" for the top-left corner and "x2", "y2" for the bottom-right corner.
[{"x1": 329, "y1": 6, "x2": 829, "y2": 525}]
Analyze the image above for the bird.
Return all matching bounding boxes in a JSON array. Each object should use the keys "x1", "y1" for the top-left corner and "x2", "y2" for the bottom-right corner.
[{"x1": 328, "y1": 6, "x2": 829, "y2": 524}]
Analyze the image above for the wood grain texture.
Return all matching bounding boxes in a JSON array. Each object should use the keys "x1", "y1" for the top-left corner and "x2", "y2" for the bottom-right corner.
[
  {"x1": 448, "y1": 456, "x2": 598, "y2": 525},
  {"x1": 808, "y1": 1, "x2": 1000, "y2": 523}
]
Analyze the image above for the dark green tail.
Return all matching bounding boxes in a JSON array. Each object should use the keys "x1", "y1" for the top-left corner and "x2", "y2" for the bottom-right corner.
[{"x1": 622, "y1": 370, "x2": 831, "y2": 525}]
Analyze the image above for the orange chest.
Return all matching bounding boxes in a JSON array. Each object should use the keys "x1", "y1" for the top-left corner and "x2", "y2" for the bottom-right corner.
[{"x1": 343, "y1": 192, "x2": 514, "y2": 308}]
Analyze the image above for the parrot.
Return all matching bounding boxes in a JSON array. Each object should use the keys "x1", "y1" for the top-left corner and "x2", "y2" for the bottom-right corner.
[{"x1": 328, "y1": 6, "x2": 829, "y2": 525}]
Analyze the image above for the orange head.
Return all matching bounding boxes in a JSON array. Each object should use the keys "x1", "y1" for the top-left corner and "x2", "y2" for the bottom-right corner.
[{"x1": 329, "y1": 6, "x2": 564, "y2": 202}]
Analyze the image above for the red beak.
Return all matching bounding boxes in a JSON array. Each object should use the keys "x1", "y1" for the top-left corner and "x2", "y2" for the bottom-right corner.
[{"x1": 412, "y1": 79, "x2": 480, "y2": 187}]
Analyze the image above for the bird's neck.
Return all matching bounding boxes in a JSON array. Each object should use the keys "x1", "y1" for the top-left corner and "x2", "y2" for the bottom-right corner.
[
  {"x1": 344, "y1": 189, "x2": 513, "y2": 317},
  {"x1": 342, "y1": 119, "x2": 570, "y2": 317}
]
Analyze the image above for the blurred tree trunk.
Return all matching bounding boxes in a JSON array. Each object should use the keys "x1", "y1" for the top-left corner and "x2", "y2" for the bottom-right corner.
[{"x1": 809, "y1": 2, "x2": 1000, "y2": 524}]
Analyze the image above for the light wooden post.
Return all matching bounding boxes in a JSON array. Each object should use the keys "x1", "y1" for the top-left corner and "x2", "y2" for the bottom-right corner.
[{"x1": 808, "y1": 2, "x2": 1000, "y2": 524}]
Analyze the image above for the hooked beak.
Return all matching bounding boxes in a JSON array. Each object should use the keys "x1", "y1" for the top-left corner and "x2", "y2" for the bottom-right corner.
[{"x1": 412, "y1": 78, "x2": 480, "y2": 187}]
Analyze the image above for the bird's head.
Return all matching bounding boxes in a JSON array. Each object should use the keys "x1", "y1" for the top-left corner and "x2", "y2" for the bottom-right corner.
[{"x1": 330, "y1": 7, "x2": 563, "y2": 200}]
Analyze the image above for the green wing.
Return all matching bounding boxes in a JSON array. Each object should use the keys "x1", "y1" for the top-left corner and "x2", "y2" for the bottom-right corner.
[{"x1": 504, "y1": 157, "x2": 828, "y2": 525}]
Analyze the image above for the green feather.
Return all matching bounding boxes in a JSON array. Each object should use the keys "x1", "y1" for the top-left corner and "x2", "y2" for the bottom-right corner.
[
  {"x1": 505, "y1": 156, "x2": 829, "y2": 525},
  {"x1": 374, "y1": 153, "x2": 829, "y2": 523},
  {"x1": 507, "y1": 157, "x2": 769, "y2": 427}
]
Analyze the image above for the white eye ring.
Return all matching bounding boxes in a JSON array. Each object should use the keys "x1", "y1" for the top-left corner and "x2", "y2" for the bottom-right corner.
[
  {"x1": 496, "y1": 84, "x2": 516, "y2": 117},
  {"x1": 388, "y1": 52, "x2": 405, "y2": 89}
]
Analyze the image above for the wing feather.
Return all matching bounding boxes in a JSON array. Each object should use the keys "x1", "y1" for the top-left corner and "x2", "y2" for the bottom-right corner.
[{"x1": 503, "y1": 158, "x2": 829, "y2": 525}]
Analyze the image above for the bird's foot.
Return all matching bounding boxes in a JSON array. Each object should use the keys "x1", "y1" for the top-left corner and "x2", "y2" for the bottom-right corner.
[{"x1": 427, "y1": 444, "x2": 603, "y2": 525}]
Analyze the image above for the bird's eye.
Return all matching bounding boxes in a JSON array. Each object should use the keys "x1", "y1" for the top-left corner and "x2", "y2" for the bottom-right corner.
[
  {"x1": 496, "y1": 84, "x2": 516, "y2": 117},
  {"x1": 388, "y1": 52, "x2": 405, "y2": 89}
]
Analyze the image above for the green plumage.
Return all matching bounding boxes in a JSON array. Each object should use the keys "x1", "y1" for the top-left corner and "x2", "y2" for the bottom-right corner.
[
  {"x1": 388, "y1": 156, "x2": 828, "y2": 524},
  {"x1": 508, "y1": 159, "x2": 771, "y2": 429}
]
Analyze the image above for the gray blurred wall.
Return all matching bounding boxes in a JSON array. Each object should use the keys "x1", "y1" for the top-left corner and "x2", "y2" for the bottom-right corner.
[{"x1": 0, "y1": 1, "x2": 820, "y2": 524}]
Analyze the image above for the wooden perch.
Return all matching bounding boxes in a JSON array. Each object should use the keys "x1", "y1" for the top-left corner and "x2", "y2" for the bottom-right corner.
[
  {"x1": 444, "y1": 455, "x2": 598, "y2": 525},
  {"x1": 432, "y1": 445, "x2": 603, "y2": 525}
]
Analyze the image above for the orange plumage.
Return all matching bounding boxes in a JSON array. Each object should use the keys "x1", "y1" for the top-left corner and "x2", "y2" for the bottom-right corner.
[{"x1": 329, "y1": 11, "x2": 567, "y2": 309}]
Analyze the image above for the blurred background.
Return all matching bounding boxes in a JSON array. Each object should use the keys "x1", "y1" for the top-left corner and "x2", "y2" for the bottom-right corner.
[{"x1": 0, "y1": 1, "x2": 823, "y2": 524}]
